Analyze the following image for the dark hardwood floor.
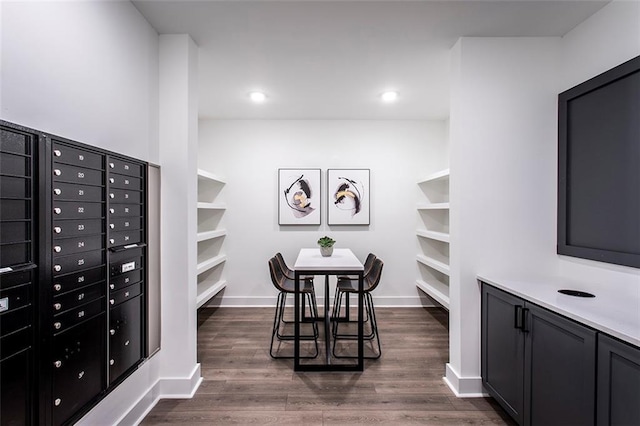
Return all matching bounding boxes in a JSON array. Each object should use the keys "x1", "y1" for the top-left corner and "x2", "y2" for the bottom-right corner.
[{"x1": 141, "y1": 306, "x2": 515, "y2": 425}]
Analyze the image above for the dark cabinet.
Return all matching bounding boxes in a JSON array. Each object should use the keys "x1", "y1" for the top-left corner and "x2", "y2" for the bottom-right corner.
[
  {"x1": 597, "y1": 334, "x2": 640, "y2": 425},
  {"x1": 481, "y1": 285, "x2": 525, "y2": 423},
  {"x1": 481, "y1": 283, "x2": 596, "y2": 426}
]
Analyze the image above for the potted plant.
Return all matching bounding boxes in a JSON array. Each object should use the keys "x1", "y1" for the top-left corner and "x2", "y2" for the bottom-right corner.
[{"x1": 317, "y1": 236, "x2": 336, "y2": 257}]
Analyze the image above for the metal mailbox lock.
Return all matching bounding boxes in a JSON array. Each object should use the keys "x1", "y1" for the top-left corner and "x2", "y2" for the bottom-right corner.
[
  {"x1": 54, "y1": 360, "x2": 62, "y2": 368},
  {"x1": 78, "y1": 371, "x2": 85, "y2": 379},
  {"x1": 53, "y1": 150, "x2": 62, "y2": 157},
  {"x1": 54, "y1": 169, "x2": 61, "y2": 176},
  {"x1": 54, "y1": 207, "x2": 62, "y2": 214},
  {"x1": 54, "y1": 322, "x2": 61, "y2": 330},
  {"x1": 54, "y1": 398, "x2": 62, "y2": 406},
  {"x1": 110, "y1": 329, "x2": 116, "y2": 335},
  {"x1": 54, "y1": 227, "x2": 62, "y2": 234},
  {"x1": 54, "y1": 246, "x2": 61, "y2": 253},
  {"x1": 110, "y1": 359, "x2": 115, "y2": 365},
  {"x1": 53, "y1": 303, "x2": 62, "y2": 311},
  {"x1": 54, "y1": 265, "x2": 62, "y2": 272},
  {"x1": 54, "y1": 284, "x2": 62, "y2": 291}
]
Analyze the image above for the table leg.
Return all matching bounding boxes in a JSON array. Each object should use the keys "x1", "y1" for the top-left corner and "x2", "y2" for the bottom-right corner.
[
  {"x1": 358, "y1": 271, "x2": 364, "y2": 369},
  {"x1": 325, "y1": 274, "x2": 330, "y2": 365},
  {"x1": 294, "y1": 271, "x2": 300, "y2": 371}
]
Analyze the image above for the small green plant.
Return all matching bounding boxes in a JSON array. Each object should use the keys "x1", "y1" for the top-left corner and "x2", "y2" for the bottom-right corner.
[{"x1": 317, "y1": 236, "x2": 336, "y2": 247}]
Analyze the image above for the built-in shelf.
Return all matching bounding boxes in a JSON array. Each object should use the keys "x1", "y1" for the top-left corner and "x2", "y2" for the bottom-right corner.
[
  {"x1": 416, "y1": 229, "x2": 450, "y2": 243},
  {"x1": 417, "y1": 254, "x2": 450, "y2": 276},
  {"x1": 416, "y1": 279, "x2": 450, "y2": 310},
  {"x1": 197, "y1": 229, "x2": 227, "y2": 242},
  {"x1": 197, "y1": 169, "x2": 226, "y2": 184},
  {"x1": 197, "y1": 253, "x2": 226, "y2": 275},
  {"x1": 417, "y1": 168, "x2": 450, "y2": 184},
  {"x1": 197, "y1": 202, "x2": 226, "y2": 210},
  {"x1": 417, "y1": 166, "x2": 450, "y2": 310},
  {"x1": 196, "y1": 279, "x2": 227, "y2": 308},
  {"x1": 417, "y1": 202, "x2": 450, "y2": 210},
  {"x1": 197, "y1": 168, "x2": 227, "y2": 309}
]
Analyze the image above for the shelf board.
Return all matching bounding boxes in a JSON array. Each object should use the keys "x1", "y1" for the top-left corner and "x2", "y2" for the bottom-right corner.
[
  {"x1": 417, "y1": 202, "x2": 450, "y2": 210},
  {"x1": 196, "y1": 279, "x2": 227, "y2": 308},
  {"x1": 197, "y1": 254, "x2": 227, "y2": 275},
  {"x1": 417, "y1": 168, "x2": 450, "y2": 184},
  {"x1": 416, "y1": 279, "x2": 450, "y2": 310},
  {"x1": 197, "y1": 169, "x2": 226, "y2": 184},
  {"x1": 416, "y1": 254, "x2": 450, "y2": 276},
  {"x1": 416, "y1": 229, "x2": 450, "y2": 243},
  {"x1": 197, "y1": 229, "x2": 227, "y2": 242},
  {"x1": 197, "y1": 202, "x2": 226, "y2": 210}
]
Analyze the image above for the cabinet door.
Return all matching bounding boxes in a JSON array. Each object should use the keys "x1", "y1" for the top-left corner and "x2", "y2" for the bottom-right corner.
[
  {"x1": 481, "y1": 283, "x2": 525, "y2": 424},
  {"x1": 524, "y1": 303, "x2": 596, "y2": 426},
  {"x1": 597, "y1": 334, "x2": 640, "y2": 425}
]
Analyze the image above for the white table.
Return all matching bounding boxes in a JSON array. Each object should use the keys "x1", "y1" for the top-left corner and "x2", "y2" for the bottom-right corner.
[{"x1": 293, "y1": 248, "x2": 364, "y2": 371}]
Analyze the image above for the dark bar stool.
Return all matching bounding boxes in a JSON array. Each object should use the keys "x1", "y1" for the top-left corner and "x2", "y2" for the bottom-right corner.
[
  {"x1": 331, "y1": 258, "x2": 384, "y2": 359},
  {"x1": 268, "y1": 256, "x2": 319, "y2": 359}
]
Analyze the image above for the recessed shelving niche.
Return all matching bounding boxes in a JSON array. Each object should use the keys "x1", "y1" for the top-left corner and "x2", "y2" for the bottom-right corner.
[
  {"x1": 196, "y1": 169, "x2": 227, "y2": 308},
  {"x1": 416, "y1": 168, "x2": 450, "y2": 310}
]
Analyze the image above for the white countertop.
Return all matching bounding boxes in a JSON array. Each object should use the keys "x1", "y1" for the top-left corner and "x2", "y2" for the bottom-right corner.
[
  {"x1": 478, "y1": 274, "x2": 640, "y2": 348},
  {"x1": 294, "y1": 248, "x2": 363, "y2": 271}
]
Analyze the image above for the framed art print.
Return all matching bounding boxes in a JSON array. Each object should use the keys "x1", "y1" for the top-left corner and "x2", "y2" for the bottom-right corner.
[
  {"x1": 327, "y1": 169, "x2": 370, "y2": 225},
  {"x1": 278, "y1": 168, "x2": 321, "y2": 225}
]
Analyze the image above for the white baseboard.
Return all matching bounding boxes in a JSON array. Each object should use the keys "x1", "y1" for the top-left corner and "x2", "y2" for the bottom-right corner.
[
  {"x1": 444, "y1": 363, "x2": 488, "y2": 397},
  {"x1": 204, "y1": 295, "x2": 434, "y2": 308},
  {"x1": 118, "y1": 363, "x2": 202, "y2": 426}
]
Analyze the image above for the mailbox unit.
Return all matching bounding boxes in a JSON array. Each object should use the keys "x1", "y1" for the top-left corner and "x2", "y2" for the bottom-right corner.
[{"x1": 0, "y1": 120, "x2": 149, "y2": 426}]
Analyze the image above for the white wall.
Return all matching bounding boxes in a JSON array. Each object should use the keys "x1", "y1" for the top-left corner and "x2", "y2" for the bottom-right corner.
[
  {"x1": 198, "y1": 120, "x2": 447, "y2": 306},
  {"x1": 447, "y1": 37, "x2": 561, "y2": 395},
  {"x1": 0, "y1": 0, "x2": 159, "y2": 163}
]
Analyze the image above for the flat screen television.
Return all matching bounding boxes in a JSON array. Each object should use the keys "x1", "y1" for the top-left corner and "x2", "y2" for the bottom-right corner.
[{"x1": 558, "y1": 55, "x2": 640, "y2": 269}]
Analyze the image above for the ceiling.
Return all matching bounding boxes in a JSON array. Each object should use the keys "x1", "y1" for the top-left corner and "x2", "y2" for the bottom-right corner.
[{"x1": 132, "y1": 0, "x2": 609, "y2": 120}]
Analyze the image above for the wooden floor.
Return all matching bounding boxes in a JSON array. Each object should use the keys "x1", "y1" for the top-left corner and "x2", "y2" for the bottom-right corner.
[{"x1": 141, "y1": 306, "x2": 515, "y2": 425}]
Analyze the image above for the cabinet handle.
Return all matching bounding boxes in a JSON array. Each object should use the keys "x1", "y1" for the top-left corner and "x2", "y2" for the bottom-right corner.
[
  {"x1": 514, "y1": 305, "x2": 523, "y2": 329},
  {"x1": 522, "y1": 308, "x2": 530, "y2": 333}
]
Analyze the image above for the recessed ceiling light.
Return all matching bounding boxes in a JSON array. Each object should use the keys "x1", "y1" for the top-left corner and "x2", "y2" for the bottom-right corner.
[
  {"x1": 381, "y1": 91, "x2": 398, "y2": 102},
  {"x1": 249, "y1": 91, "x2": 266, "y2": 103}
]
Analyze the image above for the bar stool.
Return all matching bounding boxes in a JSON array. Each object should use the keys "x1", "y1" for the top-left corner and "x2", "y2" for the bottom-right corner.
[
  {"x1": 332, "y1": 253, "x2": 376, "y2": 321},
  {"x1": 268, "y1": 256, "x2": 319, "y2": 359},
  {"x1": 274, "y1": 252, "x2": 318, "y2": 319},
  {"x1": 331, "y1": 258, "x2": 383, "y2": 359}
]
